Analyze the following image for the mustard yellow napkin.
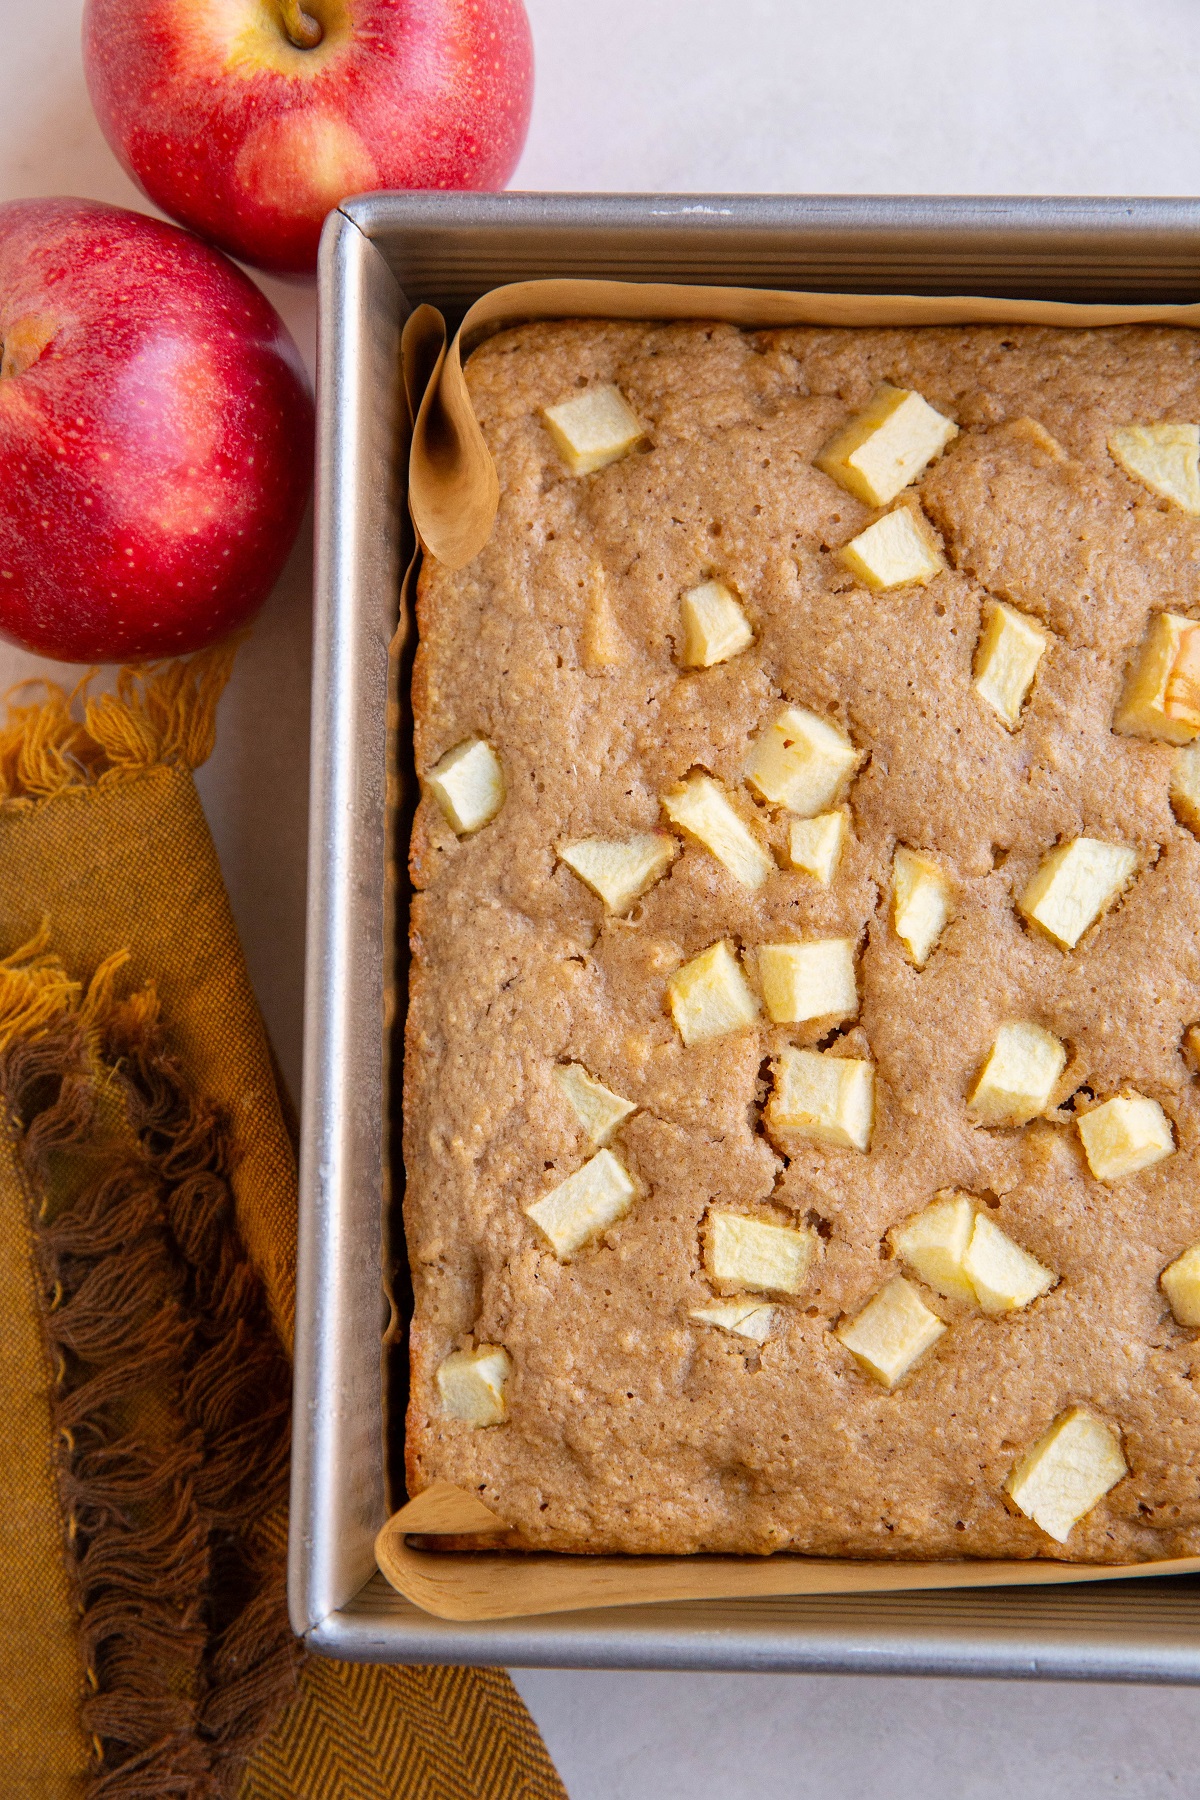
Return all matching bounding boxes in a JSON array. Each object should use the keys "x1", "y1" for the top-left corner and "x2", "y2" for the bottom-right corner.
[{"x1": 0, "y1": 652, "x2": 565, "y2": 1799}]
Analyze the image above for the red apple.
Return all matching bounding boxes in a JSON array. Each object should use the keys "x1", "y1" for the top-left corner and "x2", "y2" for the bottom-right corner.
[
  {"x1": 0, "y1": 198, "x2": 313, "y2": 663},
  {"x1": 82, "y1": 0, "x2": 534, "y2": 277}
]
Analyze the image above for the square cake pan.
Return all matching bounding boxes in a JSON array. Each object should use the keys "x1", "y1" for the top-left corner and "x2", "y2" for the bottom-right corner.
[{"x1": 294, "y1": 192, "x2": 1200, "y2": 1675}]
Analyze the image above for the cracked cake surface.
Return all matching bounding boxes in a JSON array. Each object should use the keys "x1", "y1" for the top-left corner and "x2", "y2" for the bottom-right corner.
[{"x1": 403, "y1": 318, "x2": 1200, "y2": 1562}]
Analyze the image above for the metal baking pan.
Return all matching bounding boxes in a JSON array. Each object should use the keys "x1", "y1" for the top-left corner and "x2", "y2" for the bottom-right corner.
[{"x1": 293, "y1": 192, "x2": 1200, "y2": 1675}]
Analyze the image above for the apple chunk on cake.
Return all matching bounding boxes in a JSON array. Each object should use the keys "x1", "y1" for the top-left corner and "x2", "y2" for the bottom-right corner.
[
  {"x1": 1115, "y1": 610, "x2": 1200, "y2": 743},
  {"x1": 1172, "y1": 741, "x2": 1200, "y2": 833},
  {"x1": 838, "y1": 507, "x2": 942, "y2": 589},
  {"x1": 558, "y1": 832, "x2": 677, "y2": 912},
  {"x1": 1162, "y1": 1243, "x2": 1200, "y2": 1328},
  {"x1": 667, "y1": 941, "x2": 760, "y2": 1046},
  {"x1": 1005, "y1": 1409, "x2": 1127, "y2": 1544},
  {"x1": 688, "y1": 1300, "x2": 776, "y2": 1344},
  {"x1": 661, "y1": 772, "x2": 773, "y2": 889},
  {"x1": 1078, "y1": 1093, "x2": 1175, "y2": 1182},
  {"x1": 974, "y1": 601, "x2": 1048, "y2": 728},
  {"x1": 525, "y1": 1150, "x2": 637, "y2": 1258},
  {"x1": 768, "y1": 1047, "x2": 874, "y2": 1151},
  {"x1": 543, "y1": 384, "x2": 647, "y2": 475},
  {"x1": 890, "y1": 1194, "x2": 1055, "y2": 1314},
  {"x1": 788, "y1": 809, "x2": 849, "y2": 884},
  {"x1": 892, "y1": 847, "x2": 951, "y2": 967},
  {"x1": 553, "y1": 1063, "x2": 636, "y2": 1146},
  {"x1": 678, "y1": 580, "x2": 753, "y2": 668},
  {"x1": 746, "y1": 706, "x2": 860, "y2": 816},
  {"x1": 835, "y1": 1278, "x2": 946, "y2": 1387},
  {"x1": 1109, "y1": 423, "x2": 1200, "y2": 515},
  {"x1": 426, "y1": 737, "x2": 505, "y2": 834},
  {"x1": 436, "y1": 1346, "x2": 512, "y2": 1427},
  {"x1": 757, "y1": 938, "x2": 858, "y2": 1027},
  {"x1": 968, "y1": 1021, "x2": 1066, "y2": 1127},
  {"x1": 889, "y1": 1193, "x2": 977, "y2": 1303},
  {"x1": 816, "y1": 384, "x2": 959, "y2": 506},
  {"x1": 962, "y1": 1214, "x2": 1056, "y2": 1315},
  {"x1": 1017, "y1": 838, "x2": 1136, "y2": 949},
  {"x1": 704, "y1": 1211, "x2": 816, "y2": 1296}
]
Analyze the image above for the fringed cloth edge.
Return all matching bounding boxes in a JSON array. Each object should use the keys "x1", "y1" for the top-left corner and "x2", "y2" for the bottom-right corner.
[
  {"x1": 0, "y1": 940, "x2": 300, "y2": 1799},
  {"x1": 0, "y1": 639, "x2": 238, "y2": 807}
]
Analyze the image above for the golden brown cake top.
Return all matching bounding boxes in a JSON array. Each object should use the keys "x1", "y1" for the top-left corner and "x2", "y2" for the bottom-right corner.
[{"x1": 403, "y1": 318, "x2": 1200, "y2": 1562}]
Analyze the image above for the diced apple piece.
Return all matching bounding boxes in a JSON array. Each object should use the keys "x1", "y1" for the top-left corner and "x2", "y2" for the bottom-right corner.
[
  {"x1": 425, "y1": 737, "x2": 505, "y2": 835},
  {"x1": 890, "y1": 1194, "x2": 1056, "y2": 1313},
  {"x1": 1078, "y1": 1093, "x2": 1175, "y2": 1182},
  {"x1": 1114, "y1": 611, "x2": 1200, "y2": 744},
  {"x1": 835, "y1": 1276, "x2": 946, "y2": 1387},
  {"x1": 524, "y1": 1148, "x2": 637, "y2": 1258},
  {"x1": 974, "y1": 601, "x2": 1048, "y2": 729},
  {"x1": 816, "y1": 384, "x2": 959, "y2": 507},
  {"x1": 1005, "y1": 1407, "x2": 1127, "y2": 1544},
  {"x1": 788, "y1": 809, "x2": 849, "y2": 884},
  {"x1": 1109, "y1": 423, "x2": 1200, "y2": 516},
  {"x1": 758, "y1": 938, "x2": 858, "y2": 1026},
  {"x1": 661, "y1": 773, "x2": 774, "y2": 890},
  {"x1": 1017, "y1": 838, "x2": 1137, "y2": 949},
  {"x1": 963, "y1": 1214, "x2": 1056, "y2": 1315},
  {"x1": 968, "y1": 1021, "x2": 1067, "y2": 1127},
  {"x1": 768, "y1": 1046, "x2": 874, "y2": 1151},
  {"x1": 689, "y1": 1300, "x2": 776, "y2": 1343},
  {"x1": 667, "y1": 940, "x2": 760, "y2": 1046},
  {"x1": 552, "y1": 1063, "x2": 636, "y2": 1146},
  {"x1": 558, "y1": 832, "x2": 677, "y2": 913},
  {"x1": 436, "y1": 1345, "x2": 512, "y2": 1426},
  {"x1": 892, "y1": 846, "x2": 952, "y2": 967},
  {"x1": 746, "y1": 706, "x2": 860, "y2": 816},
  {"x1": 1168, "y1": 630, "x2": 1200, "y2": 736},
  {"x1": 1161, "y1": 1242, "x2": 1200, "y2": 1328},
  {"x1": 704, "y1": 1210, "x2": 816, "y2": 1295},
  {"x1": 889, "y1": 1191, "x2": 977, "y2": 1304},
  {"x1": 583, "y1": 566, "x2": 625, "y2": 667},
  {"x1": 1171, "y1": 740, "x2": 1200, "y2": 833},
  {"x1": 838, "y1": 507, "x2": 943, "y2": 589},
  {"x1": 543, "y1": 384, "x2": 647, "y2": 476},
  {"x1": 679, "y1": 580, "x2": 754, "y2": 668}
]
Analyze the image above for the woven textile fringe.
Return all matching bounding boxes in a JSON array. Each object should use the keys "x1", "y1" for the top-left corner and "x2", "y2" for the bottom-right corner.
[
  {"x1": 0, "y1": 638, "x2": 239, "y2": 805},
  {"x1": 0, "y1": 652, "x2": 570, "y2": 1800},
  {"x1": 0, "y1": 944, "x2": 299, "y2": 1798}
]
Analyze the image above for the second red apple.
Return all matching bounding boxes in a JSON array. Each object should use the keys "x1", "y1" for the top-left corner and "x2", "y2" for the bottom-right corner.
[
  {"x1": 82, "y1": 0, "x2": 534, "y2": 276},
  {"x1": 0, "y1": 199, "x2": 313, "y2": 662}
]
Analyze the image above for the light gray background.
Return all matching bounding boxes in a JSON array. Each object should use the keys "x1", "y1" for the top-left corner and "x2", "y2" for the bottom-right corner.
[{"x1": 3, "y1": 0, "x2": 1200, "y2": 1791}]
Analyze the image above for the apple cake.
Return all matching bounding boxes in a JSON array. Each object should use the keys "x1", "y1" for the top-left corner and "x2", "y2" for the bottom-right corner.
[{"x1": 404, "y1": 316, "x2": 1200, "y2": 1562}]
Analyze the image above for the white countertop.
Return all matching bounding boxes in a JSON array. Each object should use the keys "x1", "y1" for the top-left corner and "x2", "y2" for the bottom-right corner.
[{"x1": 4, "y1": 0, "x2": 1200, "y2": 1789}]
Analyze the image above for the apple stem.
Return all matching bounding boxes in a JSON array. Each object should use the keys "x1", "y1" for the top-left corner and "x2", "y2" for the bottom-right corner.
[
  {"x1": 279, "y1": 0, "x2": 324, "y2": 47},
  {"x1": 0, "y1": 314, "x2": 57, "y2": 379}
]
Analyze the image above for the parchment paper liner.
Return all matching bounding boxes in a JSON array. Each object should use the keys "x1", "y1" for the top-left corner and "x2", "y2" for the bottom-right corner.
[
  {"x1": 377, "y1": 1486, "x2": 1200, "y2": 1623},
  {"x1": 384, "y1": 278, "x2": 1200, "y2": 1621},
  {"x1": 407, "y1": 279, "x2": 1200, "y2": 570}
]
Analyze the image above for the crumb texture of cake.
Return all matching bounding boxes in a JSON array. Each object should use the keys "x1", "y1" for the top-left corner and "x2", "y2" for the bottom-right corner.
[{"x1": 404, "y1": 318, "x2": 1200, "y2": 1564}]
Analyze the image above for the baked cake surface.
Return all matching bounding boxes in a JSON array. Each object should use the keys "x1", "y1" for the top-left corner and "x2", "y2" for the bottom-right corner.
[{"x1": 404, "y1": 317, "x2": 1200, "y2": 1562}]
